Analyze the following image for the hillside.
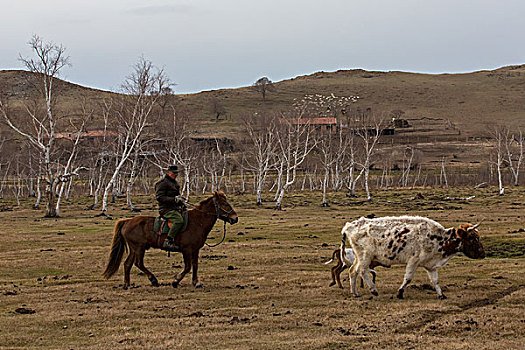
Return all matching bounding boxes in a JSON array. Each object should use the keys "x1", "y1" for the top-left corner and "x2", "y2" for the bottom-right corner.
[
  {"x1": 2, "y1": 66, "x2": 525, "y2": 136},
  {"x1": 179, "y1": 65, "x2": 525, "y2": 138},
  {"x1": 0, "y1": 70, "x2": 112, "y2": 102},
  {"x1": 1, "y1": 66, "x2": 524, "y2": 169}
]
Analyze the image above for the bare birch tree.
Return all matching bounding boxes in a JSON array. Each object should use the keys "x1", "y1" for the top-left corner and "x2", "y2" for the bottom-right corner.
[
  {"x1": 440, "y1": 157, "x2": 449, "y2": 188},
  {"x1": 354, "y1": 113, "x2": 384, "y2": 200},
  {"x1": 317, "y1": 127, "x2": 349, "y2": 206},
  {"x1": 100, "y1": 58, "x2": 172, "y2": 215},
  {"x1": 0, "y1": 161, "x2": 10, "y2": 199},
  {"x1": 491, "y1": 126, "x2": 506, "y2": 195},
  {"x1": 166, "y1": 108, "x2": 198, "y2": 199},
  {"x1": 346, "y1": 132, "x2": 364, "y2": 196},
  {"x1": 200, "y1": 141, "x2": 228, "y2": 193},
  {"x1": 54, "y1": 114, "x2": 90, "y2": 216},
  {"x1": 504, "y1": 127, "x2": 523, "y2": 186},
  {"x1": 274, "y1": 110, "x2": 316, "y2": 210},
  {"x1": 0, "y1": 35, "x2": 74, "y2": 216},
  {"x1": 294, "y1": 93, "x2": 360, "y2": 197},
  {"x1": 124, "y1": 143, "x2": 143, "y2": 212},
  {"x1": 242, "y1": 112, "x2": 279, "y2": 205},
  {"x1": 0, "y1": 136, "x2": 6, "y2": 199},
  {"x1": 399, "y1": 146, "x2": 415, "y2": 187},
  {"x1": 85, "y1": 100, "x2": 112, "y2": 210}
]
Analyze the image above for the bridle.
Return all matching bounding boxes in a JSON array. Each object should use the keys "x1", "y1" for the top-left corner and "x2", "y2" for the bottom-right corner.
[
  {"x1": 183, "y1": 195, "x2": 235, "y2": 248},
  {"x1": 211, "y1": 197, "x2": 235, "y2": 222},
  {"x1": 205, "y1": 197, "x2": 235, "y2": 247}
]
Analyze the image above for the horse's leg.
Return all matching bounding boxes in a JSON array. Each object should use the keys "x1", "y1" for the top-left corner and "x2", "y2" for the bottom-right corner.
[
  {"x1": 191, "y1": 250, "x2": 202, "y2": 288},
  {"x1": 172, "y1": 251, "x2": 192, "y2": 288},
  {"x1": 134, "y1": 246, "x2": 159, "y2": 287},
  {"x1": 123, "y1": 251, "x2": 135, "y2": 290}
]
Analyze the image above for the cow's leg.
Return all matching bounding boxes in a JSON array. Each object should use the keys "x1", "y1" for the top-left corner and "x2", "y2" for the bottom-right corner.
[
  {"x1": 329, "y1": 264, "x2": 338, "y2": 287},
  {"x1": 134, "y1": 247, "x2": 159, "y2": 287},
  {"x1": 397, "y1": 259, "x2": 418, "y2": 299},
  {"x1": 335, "y1": 264, "x2": 347, "y2": 289},
  {"x1": 348, "y1": 261, "x2": 359, "y2": 297},
  {"x1": 172, "y1": 251, "x2": 192, "y2": 288},
  {"x1": 356, "y1": 255, "x2": 377, "y2": 296},
  {"x1": 123, "y1": 252, "x2": 134, "y2": 290},
  {"x1": 425, "y1": 268, "x2": 446, "y2": 299},
  {"x1": 191, "y1": 250, "x2": 202, "y2": 288},
  {"x1": 363, "y1": 269, "x2": 376, "y2": 288},
  {"x1": 370, "y1": 269, "x2": 377, "y2": 284}
]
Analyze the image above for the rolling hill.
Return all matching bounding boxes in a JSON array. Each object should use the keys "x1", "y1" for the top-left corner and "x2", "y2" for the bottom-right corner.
[
  {"x1": 1, "y1": 66, "x2": 524, "y2": 169},
  {"x1": 2, "y1": 65, "x2": 524, "y2": 135}
]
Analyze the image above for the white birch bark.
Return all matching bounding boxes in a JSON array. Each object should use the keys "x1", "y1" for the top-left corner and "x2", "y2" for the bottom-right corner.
[
  {"x1": 504, "y1": 128, "x2": 523, "y2": 186},
  {"x1": 1, "y1": 36, "x2": 70, "y2": 217},
  {"x1": 274, "y1": 113, "x2": 316, "y2": 210},
  {"x1": 100, "y1": 59, "x2": 171, "y2": 215},
  {"x1": 242, "y1": 113, "x2": 278, "y2": 205}
]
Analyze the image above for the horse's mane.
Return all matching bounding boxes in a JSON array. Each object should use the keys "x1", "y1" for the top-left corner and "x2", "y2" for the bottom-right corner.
[{"x1": 194, "y1": 191, "x2": 225, "y2": 210}]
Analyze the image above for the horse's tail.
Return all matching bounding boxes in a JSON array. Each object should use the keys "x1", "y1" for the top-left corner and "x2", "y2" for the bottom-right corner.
[{"x1": 102, "y1": 219, "x2": 129, "y2": 279}]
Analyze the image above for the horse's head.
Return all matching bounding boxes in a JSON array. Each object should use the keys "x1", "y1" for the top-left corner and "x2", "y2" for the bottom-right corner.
[{"x1": 213, "y1": 191, "x2": 238, "y2": 224}]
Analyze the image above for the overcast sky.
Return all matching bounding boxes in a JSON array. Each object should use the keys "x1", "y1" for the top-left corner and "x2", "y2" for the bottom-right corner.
[{"x1": 1, "y1": 0, "x2": 524, "y2": 93}]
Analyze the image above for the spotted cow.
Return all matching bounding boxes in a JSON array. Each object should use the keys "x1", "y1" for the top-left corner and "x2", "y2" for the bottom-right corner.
[{"x1": 341, "y1": 216, "x2": 485, "y2": 299}]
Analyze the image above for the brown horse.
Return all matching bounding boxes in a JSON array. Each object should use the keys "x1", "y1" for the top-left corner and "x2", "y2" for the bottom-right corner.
[{"x1": 102, "y1": 191, "x2": 238, "y2": 289}]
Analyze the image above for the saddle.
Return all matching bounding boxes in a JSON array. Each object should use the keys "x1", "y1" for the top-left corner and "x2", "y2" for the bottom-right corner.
[{"x1": 153, "y1": 211, "x2": 189, "y2": 236}]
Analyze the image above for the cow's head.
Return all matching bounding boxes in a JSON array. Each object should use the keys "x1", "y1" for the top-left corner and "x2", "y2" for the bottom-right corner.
[{"x1": 457, "y1": 223, "x2": 485, "y2": 259}]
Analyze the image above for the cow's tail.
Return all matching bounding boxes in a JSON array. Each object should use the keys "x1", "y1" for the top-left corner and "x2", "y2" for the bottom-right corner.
[
  {"x1": 102, "y1": 219, "x2": 129, "y2": 279},
  {"x1": 340, "y1": 230, "x2": 352, "y2": 266},
  {"x1": 324, "y1": 249, "x2": 339, "y2": 265}
]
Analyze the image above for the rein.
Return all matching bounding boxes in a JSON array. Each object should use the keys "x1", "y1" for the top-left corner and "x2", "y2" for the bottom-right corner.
[{"x1": 205, "y1": 220, "x2": 227, "y2": 248}]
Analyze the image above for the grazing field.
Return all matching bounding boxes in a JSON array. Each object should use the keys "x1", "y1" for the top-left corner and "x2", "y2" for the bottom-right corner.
[{"x1": 1, "y1": 188, "x2": 524, "y2": 349}]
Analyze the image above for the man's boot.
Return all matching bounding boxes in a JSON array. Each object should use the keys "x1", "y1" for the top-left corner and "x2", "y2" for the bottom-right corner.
[{"x1": 162, "y1": 237, "x2": 180, "y2": 252}]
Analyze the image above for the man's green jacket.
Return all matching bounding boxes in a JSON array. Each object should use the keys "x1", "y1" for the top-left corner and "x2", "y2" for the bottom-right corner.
[{"x1": 155, "y1": 175, "x2": 183, "y2": 216}]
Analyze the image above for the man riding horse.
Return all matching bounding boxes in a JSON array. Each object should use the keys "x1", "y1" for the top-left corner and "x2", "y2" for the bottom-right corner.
[{"x1": 155, "y1": 165, "x2": 186, "y2": 251}]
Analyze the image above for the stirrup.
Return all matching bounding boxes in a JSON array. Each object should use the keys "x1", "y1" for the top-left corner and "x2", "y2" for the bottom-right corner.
[{"x1": 162, "y1": 238, "x2": 180, "y2": 252}]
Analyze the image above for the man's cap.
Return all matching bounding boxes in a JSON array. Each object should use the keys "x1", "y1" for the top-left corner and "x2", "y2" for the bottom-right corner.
[{"x1": 165, "y1": 165, "x2": 179, "y2": 173}]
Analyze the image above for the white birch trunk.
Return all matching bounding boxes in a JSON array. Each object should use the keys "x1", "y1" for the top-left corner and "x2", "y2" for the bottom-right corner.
[{"x1": 322, "y1": 167, "x2": 329, "y2": 206}]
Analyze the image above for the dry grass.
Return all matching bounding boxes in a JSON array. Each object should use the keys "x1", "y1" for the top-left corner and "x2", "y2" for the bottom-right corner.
[{"x1": 1, "y1": 188, "x2": 524, "y2": 349}]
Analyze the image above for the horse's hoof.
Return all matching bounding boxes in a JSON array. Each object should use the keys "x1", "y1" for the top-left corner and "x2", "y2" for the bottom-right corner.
[
  {"x1": 194, "y1": 282, "x2": 203, "y2": 288},
  {"x1": 172, "y1": 281, "x2": 179, "y2": 288},
  {"x1": 371, "y1": 290, "x2": 379, "y2": 296},
  {"x1": 396, "y1": 291, "x2": 404, "y2": 299},
  {"x1": 439, "y1": 294, "x2": 448, "y2": 300},
  {"x1": 328, "y1": 282, "x2": 336, "y2": 287},
  {"x1": 151, "y1": 279, "x2": 160, "y2": 287},
  {"x1": 123, "y1": 285, "x2": 129, "y2": 290}
]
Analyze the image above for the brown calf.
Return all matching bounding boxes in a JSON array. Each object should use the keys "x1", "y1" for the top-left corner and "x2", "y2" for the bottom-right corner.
[{"x1": 325, "y1": 248, "x2": 378, "y2": 289}]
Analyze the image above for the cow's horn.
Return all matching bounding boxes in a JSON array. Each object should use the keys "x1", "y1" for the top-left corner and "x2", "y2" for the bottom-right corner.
[{"x1": 470, "y1": 222, "x2": 481, "y2": 230}]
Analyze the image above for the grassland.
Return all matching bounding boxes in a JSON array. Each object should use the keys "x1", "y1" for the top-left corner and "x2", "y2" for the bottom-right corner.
[{"x1": 0, "y1": 187, "x2": 524, "y2": 349}]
